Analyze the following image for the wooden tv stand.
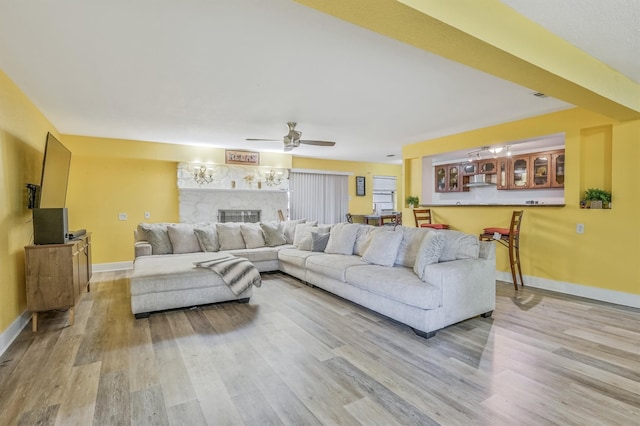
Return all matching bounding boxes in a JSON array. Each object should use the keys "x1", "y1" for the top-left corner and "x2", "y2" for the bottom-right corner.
[{"x1": 24, "y1": 233, "x2": 92, "y2": 331}]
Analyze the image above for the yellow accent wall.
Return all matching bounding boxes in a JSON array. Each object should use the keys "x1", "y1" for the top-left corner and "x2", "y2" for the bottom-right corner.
[
  {"x1": 403, "y1": 107, "x2": 640, "y2": 295},
  {"x1": 292, "y1": 157, "x2": 402, "y2": 216},
  {"x1": 0, "y1": 70, "x2": 61, "y2": 333},
  {"x1": 62, "y1": 135, "x2": 294, "y2": 264}
]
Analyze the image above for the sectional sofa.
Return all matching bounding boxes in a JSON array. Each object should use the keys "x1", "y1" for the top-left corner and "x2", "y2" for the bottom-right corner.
[{"x1": 131, "y1": 220, "x2": 496, "y2": 338}]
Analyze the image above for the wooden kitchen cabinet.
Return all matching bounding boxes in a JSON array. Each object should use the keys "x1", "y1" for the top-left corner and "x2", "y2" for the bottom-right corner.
[
  {"x1": 497, "y1": 158, "x2": 509, "y2": 190},
  {"x1": 25, "y1": 233, "x2": 92, "y2": 331},
  {"x1": 435, "y1": 164, "x2": 465, "y2": 192},
  {"x1": 530, "y1": 152, "x2": 551, "y2": 188},
  {"x1": 478, "y1": 159, "x2": 497, "y2": 174},
  {"x1": 510, "y1": 155, "x2": 530, "y2": 189},
  {"x1": 550, "y1": 151, "x2": 565, "y2": 188}
]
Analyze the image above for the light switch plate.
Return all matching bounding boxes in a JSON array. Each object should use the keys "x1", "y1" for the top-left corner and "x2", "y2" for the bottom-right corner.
[
  {"x1": 118, "y1": 212, "x2": 128, "y2": 221},
  {"x1": 576, "y1": 223, "x2": 584, "y2": 234},
  {"x1": 144, "y1": 211, "x2": 151, "y2": 219}
]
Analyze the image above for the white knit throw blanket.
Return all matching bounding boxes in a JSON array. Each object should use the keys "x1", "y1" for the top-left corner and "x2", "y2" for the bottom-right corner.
[{"x1": 194, "y1": 256, "x2": 261, "y2": 296}]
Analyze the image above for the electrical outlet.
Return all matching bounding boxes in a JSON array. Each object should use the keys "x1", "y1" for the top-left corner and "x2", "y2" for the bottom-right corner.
[
  {"x1": 576, "y1": 223, "x2": 584, "y2": 234},
  {"x1": 144, "y1": 211, "x2": 151, "y2": 219},
  {"x1": 118, "y1": 212, "x2": 128, "y2": 221}
]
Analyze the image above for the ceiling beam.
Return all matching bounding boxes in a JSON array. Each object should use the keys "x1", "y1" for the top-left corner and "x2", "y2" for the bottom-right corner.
[{"x1": 295, "y1": 0, "x2": 640, "y2": 121}]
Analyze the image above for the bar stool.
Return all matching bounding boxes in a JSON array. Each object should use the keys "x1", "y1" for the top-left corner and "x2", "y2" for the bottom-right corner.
[
  {"x1": 480, "y1": 210, "x2": 524, "y2": 290},
  {"x1": 413, "y1": 209, "x2": 449, "y2": 229}
]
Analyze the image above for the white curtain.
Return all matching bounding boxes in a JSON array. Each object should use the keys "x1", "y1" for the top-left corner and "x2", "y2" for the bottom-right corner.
[{"x1": 290, "y1": 171, "x2": 349, "y2": 224}]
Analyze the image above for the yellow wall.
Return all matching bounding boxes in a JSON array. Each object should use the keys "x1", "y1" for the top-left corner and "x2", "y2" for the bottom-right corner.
[
  {"x1": 403, "y1": 108, "x2": 640, "y2": 295},
  {"x1": 0, "y1": 70, "x2": 61, "y2": 333},
  {"x1": 62, "y1": 135, "x2": 294, "y2": 264},
  {"x1": 62, "y1": 137, "x2": 400, "y2": 264},
  {"x1": 292, "y1": 157, "x2": 403, "y2": 215}
]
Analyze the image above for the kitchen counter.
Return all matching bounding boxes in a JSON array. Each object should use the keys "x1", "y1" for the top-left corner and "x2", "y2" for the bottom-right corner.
[{"x1": 420, "y1": 203, "x2": 565, "y2": 207}]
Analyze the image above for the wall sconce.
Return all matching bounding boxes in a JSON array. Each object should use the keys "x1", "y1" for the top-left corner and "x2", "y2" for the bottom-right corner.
[
  {"x1": 193, "y1": 165, "x2": 214, "y2": 185},
  {"x1": 264, "y1": 169, "x2": 287, "y2": 187}
]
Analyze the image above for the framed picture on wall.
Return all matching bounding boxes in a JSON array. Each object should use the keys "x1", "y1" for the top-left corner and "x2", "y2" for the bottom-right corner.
[
  {"x1": 225, "y1": 150, "x2": 260, "y2": 165},
  {"x1": 356, "y1": 176, "x2": 365, "y2": 196}
]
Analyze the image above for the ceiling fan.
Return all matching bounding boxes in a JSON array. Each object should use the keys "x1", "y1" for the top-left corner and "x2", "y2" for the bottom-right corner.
[{"x1": 247, "y1": 122, "x2": 336, "y2": 152}]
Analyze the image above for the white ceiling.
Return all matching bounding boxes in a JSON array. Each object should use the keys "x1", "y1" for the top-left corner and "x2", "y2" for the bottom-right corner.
[{"x1": 0, "y1": 0, "x2": 637, "y2": 164}]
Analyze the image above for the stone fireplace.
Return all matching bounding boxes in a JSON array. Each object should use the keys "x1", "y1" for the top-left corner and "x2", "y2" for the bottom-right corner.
[{"x1": 177, "y1": 163, "x2": 289, "y2": 223}]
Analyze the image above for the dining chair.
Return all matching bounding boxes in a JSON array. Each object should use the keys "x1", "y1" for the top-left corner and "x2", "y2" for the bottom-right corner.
[
  {"x1": 479, "y1": 210, "x2": 524, "y2": 290},
  {"x1": 413, "y1": 208, "x2": 449, "y2": 229}
]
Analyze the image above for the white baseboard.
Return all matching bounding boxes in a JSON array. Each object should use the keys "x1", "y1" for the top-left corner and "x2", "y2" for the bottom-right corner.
[
  {"x1": 92, "y1": 261, "x2": 133, "y2": 272},
  {"x1": 496, "y1": 271, "x2": 640, "y2": 309},
  {"x1": 0, "y1": 310, "x2": 31, "y2": 358}
]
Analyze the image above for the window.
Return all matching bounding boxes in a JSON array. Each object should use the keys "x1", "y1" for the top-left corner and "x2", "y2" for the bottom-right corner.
[{"x1": 372, "y1": 176, "x2": 397, "y2": 212}]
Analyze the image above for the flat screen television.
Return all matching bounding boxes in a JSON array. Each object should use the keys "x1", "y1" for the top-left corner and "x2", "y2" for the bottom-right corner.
[{"x1": 37, "y1": 132, "x2": 72, "y2": 208}]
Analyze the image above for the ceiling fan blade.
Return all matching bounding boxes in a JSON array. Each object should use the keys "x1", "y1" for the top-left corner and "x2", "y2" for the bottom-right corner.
[
  {"x1": 299, "y1": 140, "x2": 336, "y2": 146},
  {"x1": 246, "y1": 138, "x2": 281, "y2": 141}
]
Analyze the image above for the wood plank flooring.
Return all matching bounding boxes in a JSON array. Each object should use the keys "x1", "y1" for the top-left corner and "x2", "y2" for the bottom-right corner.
[{"x1": 1, "y1": 271, "x2": 639, "y2": 425}]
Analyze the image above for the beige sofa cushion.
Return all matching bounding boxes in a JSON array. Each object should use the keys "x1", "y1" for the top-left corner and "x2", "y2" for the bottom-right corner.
[
  {"x1": 240, "y1": 223, "x2": 266, "y2": 249},
  {"x1": 439, "y1": 230, "x2": 480, "y2": 262},
  {"x1": 260, "y1": 222, "x2": 287, "y2": 247},
  {"x1": 167, "y1": 224, "x2": 201, "y2": 254},
  {"x1": 216, "y1": 223, "x2": 245, "y2": 250},
  {"x1": 138, "y1": 223, "x2": 173, "y2": 255},
  {"x1": 325, "y1": 223, "x2": 360, "y2": 255},
  {"x1": 194, "y1": 226, "x2": 220, "y2": 252},
  {"x1": 362, "y1": 229, "x2": 403, "y2": 267},
  {"x1": 413, "y1": 231, "x2": 445, "y2": 280}
]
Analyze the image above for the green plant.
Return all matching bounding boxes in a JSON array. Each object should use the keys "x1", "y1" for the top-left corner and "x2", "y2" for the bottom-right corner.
[
  {"x1": 406, "y1": 195, "x2": 419, "y2": 206},
  {"x1": 583, "y1": 188, "x2": 612, "y2": 203}
]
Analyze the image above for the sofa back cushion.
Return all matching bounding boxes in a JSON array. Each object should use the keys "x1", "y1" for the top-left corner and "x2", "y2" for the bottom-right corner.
[
  {"x1": 439, "y1": 230, "x2": 480, "y2": 262},
  {"x1": 362, "y1": 229, "x2": 404, "y2": 267},
  {"x1": 279, "y1": 219, "x2": 307, "y2": 244},
  {"x1": 216, "y1": 223, "x2": 245, "y2": 250},
  {"x1": 194, "y1": 226, "x2": 220, "y2": 252},
  {"x1": 395, "y1": 226, "x2": 431, "y2": 267},
  {"x1": 138, "y1": 223, "x2": 173, "y2": 255},
  {"x1": 325, "y1": 223, "x2": 360, "y2": 255},
  {"x1": 167, "y1": 224, "x2": 201, "y2": 254},
  {"x1": 260, "y1": 222, "x2": 287, "y2": 247},
  {"x1": 240, "y1": 223, "x2": 266, "y2": 249},
  {"x1": 413, "y1": 231, "x2": 445, "y2": 280}
]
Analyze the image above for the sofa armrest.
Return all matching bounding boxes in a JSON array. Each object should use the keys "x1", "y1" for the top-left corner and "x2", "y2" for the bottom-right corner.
[
  {"x1": 422, "y1": 256, "x2": 496, "y2": 327},
  {"x1": 135, "y1": 241, "x2": 152, "y2": 258}
]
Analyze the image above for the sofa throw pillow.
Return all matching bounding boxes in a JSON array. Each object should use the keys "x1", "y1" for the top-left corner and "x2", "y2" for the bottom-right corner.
[
  {"x1": 353, "y1": 225, "x2": 376, "y2": 256},
  {"x1": 439, "y1": 230, "x2": 480, "y2": 262},
  {"x1": 279, "y1": 219, "x2": 306, "y2": 244},
  {"x1": 413, "y1": 231, "x2": 445, "y2": 280},
  {"x1": 293, "y1": 223, "x2": 323, "y2": 251},
  {"x1": 139, "y1": 223, "x2": 173, "y2": 255},
  {"x1": 311, "y1": 230, "x2": 330, "y2": 252},
  {"x1": 216, "y1": 223, "x2": 245, "y2": 250},
  {"x1": 194, "y1": 226, "x2": 219, "y2": 252},
  {"x1": 240, "y1": 223, "x2": 266, "y2": 249},
  {"x1": 260, "y1": 222, "x2": 287, "y2": 247},
  {"x1": 324, "y1": 223, "x2": 360, "y2": 255},
  {"x1": 395, "y1": 226, "x2": 431, "y2": 267},
  {"x1": 167, "y1": 224, "x2": 201, "y2": 254},
  {"x1": 361, "y1": 229, "x2": 404, "y2": 267}
]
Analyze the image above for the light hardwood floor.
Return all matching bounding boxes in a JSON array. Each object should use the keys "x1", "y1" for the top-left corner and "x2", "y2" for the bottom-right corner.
[{"x1": 1, "y1": 271, "x2": 639, "y2": 425}]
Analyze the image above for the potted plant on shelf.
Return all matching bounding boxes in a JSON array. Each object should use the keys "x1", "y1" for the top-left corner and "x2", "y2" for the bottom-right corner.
[
  {"x1": 583, "y1": 188, "x2": 612, "y2": 209},
  {"x1": 407, "y1": 195, "x2": 420, "y2": 209}
]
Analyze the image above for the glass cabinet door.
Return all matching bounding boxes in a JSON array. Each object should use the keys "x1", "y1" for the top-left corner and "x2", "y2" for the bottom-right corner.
[
  {"x1": 479, "y1": 160, "x2": 496, "y2": 174},
  {"x1": 497, "y1": 159, "x2": 508, "y2": 189},
  {"x1": 511, "y1": 156, "x2": 529, "y2": 189},
  {"x1": 461, "y1": 162, "x2": 477, "y2": 175},
  {"x1": 448, "y1": 166, "x2": 459, "y2": 191},
  {"x1": 531, "y1": 154, "x2": 550, "y2": 188},
  {"x1": 435, "y1": 166, "x2": 447, "y2": 192},
  {"x1": 552, "y1": 153, "x2": 565, "y2": 187}
]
